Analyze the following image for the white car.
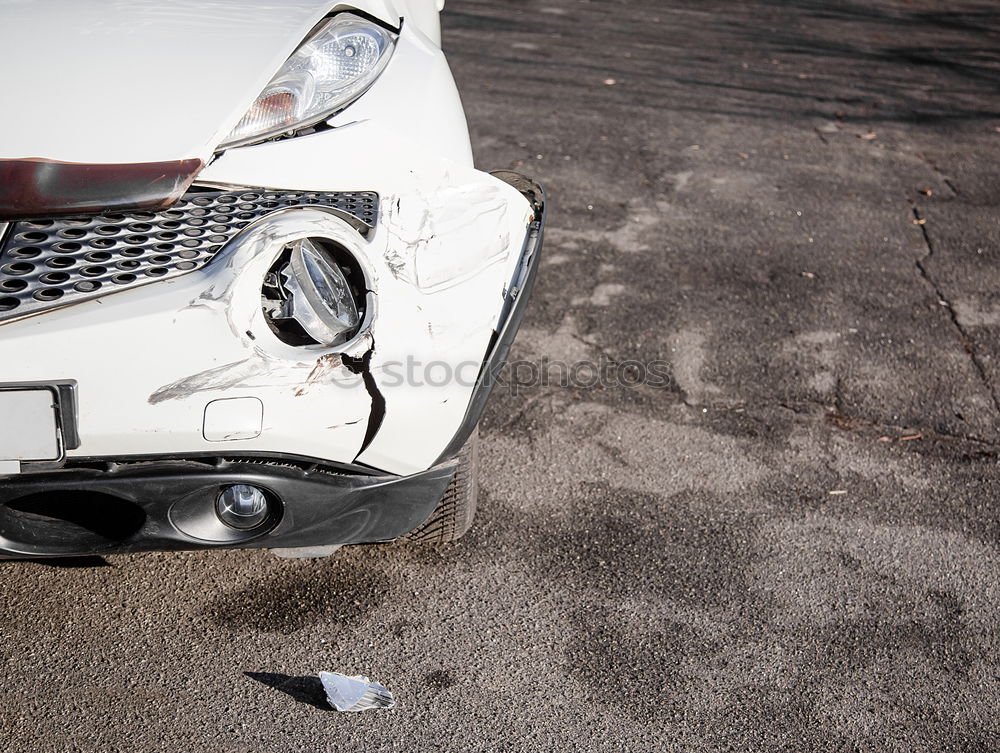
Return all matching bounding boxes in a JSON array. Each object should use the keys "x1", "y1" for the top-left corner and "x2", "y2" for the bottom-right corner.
[{"x1": 0, "y1": 0, "x2": 544, "y2": 558}]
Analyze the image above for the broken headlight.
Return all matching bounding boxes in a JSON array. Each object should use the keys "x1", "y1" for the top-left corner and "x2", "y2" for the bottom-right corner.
[
  {"x1": 221, "y1": 13, "x2": 396, "y2": 148},
  {"x1": 263, "y1": 238, "x2": 365, "y2": 347}
]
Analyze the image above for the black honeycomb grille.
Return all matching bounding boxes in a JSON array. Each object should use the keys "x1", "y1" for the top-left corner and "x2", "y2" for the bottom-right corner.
[{"x1": 0, "y1": 189, "x2": 378, "y2": 323}]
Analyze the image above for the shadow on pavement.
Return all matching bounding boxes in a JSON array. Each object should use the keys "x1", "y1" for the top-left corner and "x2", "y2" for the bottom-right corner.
[{"x1": 244, "y1": 672, "x2": 332, "y2": 712}]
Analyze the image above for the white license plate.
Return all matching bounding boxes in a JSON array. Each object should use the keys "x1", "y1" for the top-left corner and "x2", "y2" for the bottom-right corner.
[{"x1": 0, "y1": 388, "x2": 62, "y2": 461}]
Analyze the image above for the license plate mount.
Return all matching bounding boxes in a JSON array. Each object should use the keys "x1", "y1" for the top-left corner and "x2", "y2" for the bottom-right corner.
[{"x1": 0, "y1": 382, "x2": 79, "y2": 465}]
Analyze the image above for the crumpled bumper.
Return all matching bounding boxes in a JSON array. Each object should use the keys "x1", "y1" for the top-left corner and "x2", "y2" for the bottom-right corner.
[
  {"x1": 0, "y1": 5, "x2": 548, "y2": 557},
  {"x1": 0, "y1": 167, "x2": 542, "y2": 474},
  {"x1": 0, "y1": 169, "x2": 544, "y2": 558}
]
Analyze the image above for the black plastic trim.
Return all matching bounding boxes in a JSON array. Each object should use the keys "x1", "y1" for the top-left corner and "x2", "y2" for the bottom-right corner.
[
  {"x1": 0, "y1": 457, "x2": 457, "y2": 559},
  {"x1": 53, "y1": 382, "x2": 80, "y2": 450},
  {"x1": 60, "y1": 450, "x2": 381, "y2": 477}
]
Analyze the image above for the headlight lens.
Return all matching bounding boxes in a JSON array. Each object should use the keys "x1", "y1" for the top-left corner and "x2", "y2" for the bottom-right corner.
[
  {"x1": 221, "y1": 13, "x2": 396, "y2": 148},
  {"x1": 267, "y1": 238, "x2": 362, "y2": 346}
]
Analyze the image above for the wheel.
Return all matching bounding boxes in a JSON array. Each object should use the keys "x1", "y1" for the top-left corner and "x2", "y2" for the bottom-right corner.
[{"x1": 404, "y1": 428, "x2": 479, "y2": 543}]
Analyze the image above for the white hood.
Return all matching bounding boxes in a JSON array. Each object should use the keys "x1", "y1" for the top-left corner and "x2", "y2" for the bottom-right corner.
[{"x1": 0, "y1": 0, "x2": 434, "y2": 164}]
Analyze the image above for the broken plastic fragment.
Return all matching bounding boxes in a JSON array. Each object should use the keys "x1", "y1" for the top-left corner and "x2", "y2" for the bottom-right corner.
[{"x1": 319, "y1": 672, "x2": 395, "y2": 712}]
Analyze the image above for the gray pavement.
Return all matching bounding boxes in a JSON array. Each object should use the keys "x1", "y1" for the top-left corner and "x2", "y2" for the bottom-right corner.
[{"x1": 4, "y1": 1, "x2": 1000, "y2": 750}]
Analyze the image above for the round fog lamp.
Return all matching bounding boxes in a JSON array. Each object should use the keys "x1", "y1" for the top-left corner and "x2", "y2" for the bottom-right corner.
[{"x1": 216, "y1": 484, "x2": 270, "y2": 530}]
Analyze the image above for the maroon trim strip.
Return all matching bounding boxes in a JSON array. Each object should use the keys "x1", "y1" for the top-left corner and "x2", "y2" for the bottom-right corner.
[{"x1": 0, "y1": 158, "x2": 204, "y2": 220}]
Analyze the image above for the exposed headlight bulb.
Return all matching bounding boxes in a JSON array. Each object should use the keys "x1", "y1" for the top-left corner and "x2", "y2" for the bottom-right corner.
[{"x1": 263, "y1": 238, "x2": 363, "y2": 347}]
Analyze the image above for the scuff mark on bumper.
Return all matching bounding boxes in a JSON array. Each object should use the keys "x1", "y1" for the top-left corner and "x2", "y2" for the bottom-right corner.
[{"x1": 149, "y1": 358, "x2": 258, "y2": 405}]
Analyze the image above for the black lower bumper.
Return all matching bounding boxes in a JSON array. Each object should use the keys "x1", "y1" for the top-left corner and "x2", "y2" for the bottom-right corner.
[{"x1": 0, "y1": 458, "x2": 457, "y2": 559}]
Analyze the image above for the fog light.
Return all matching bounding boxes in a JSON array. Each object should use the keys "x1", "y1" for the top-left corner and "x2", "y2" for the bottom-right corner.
[{"x1": 215, "y1": 484, "x2": 270, "y2": 530}]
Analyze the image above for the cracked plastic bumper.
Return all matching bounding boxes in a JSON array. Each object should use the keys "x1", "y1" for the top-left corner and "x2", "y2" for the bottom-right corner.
[
  {"x1": 0, "y1": 173, "x2": 544, "y2": 557},
  {"x1": 0, "y1": 168, "x2": 541, "y2": 475}
]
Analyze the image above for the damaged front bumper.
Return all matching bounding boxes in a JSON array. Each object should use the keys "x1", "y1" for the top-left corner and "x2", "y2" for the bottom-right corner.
[
  {"x1": 0, "y1": 458, "x2": 458, "y2": 558},
  {"x1": 0, "y1": 163, "x2": 545, "y2": 558}
]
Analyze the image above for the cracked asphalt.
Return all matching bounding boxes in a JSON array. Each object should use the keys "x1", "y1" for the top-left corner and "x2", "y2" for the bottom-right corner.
[{"x1": 4, "y1": 1, "x2": 1000, "y2": 750}]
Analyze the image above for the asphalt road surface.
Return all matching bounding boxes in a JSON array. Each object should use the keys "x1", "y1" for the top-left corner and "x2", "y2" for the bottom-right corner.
[{"x1": 5, "y1": 1, "x2": 1000, "y2": 750}]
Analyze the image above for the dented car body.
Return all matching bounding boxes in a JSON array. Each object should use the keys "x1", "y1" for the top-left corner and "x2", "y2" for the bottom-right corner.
[{"x1": 0, "y1": 0, "x2": 543, "y2": 558}]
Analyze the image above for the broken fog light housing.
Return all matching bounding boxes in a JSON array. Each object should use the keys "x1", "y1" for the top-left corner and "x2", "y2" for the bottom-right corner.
[{"x1": 263, "y1": 238, "x2": 365, "y2": 347}]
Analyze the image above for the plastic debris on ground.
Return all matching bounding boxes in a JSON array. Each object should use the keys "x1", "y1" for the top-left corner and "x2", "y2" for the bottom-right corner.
[{"x1": 319, "y1": 672, "x2": 395, "y2": 712}]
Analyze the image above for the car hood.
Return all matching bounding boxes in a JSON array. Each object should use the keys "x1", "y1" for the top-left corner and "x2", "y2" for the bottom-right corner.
[{"x1": 0, "y1": 0, "x2": 414, "y2": 164}]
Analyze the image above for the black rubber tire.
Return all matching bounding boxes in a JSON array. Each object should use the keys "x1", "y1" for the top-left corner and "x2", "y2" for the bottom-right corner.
[{"x1": 404, "y1": 429, "x2": 479, "y2": 543}]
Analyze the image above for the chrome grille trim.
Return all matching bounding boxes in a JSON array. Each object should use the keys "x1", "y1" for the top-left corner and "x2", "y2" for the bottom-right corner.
[{"x1": 0, "y1": 189, "x2": 378, "y2": 323}]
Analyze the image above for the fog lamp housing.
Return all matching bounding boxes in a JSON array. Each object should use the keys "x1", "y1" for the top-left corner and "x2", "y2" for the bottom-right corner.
[{"x1": 216, "y1": 484, "x2": 271, "y2": 530}]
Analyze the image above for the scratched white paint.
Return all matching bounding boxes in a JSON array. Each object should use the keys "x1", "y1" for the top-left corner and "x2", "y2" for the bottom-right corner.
[
  {"x1": 0, "y1": 156, "x2": 533, "y2": 473},
  {"x1": 0, "y1": 0, "x2": 535, "y2": 475}
]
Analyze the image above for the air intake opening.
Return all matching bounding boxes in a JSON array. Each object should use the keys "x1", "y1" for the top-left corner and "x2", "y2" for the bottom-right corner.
[{"x1": 0, "y1": 491, "x2": 146, "y2": 554}]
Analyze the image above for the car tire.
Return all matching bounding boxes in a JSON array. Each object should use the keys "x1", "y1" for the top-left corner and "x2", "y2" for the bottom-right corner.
[{"x1": 404, "y1": 428, "x2": 479, "y2": 543}]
